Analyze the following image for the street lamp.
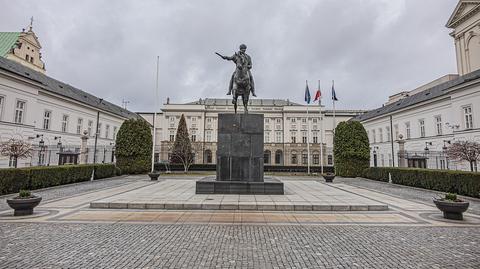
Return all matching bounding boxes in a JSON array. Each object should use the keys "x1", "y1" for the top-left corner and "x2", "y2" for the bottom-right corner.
[
  {"x1": 424, "y1": 141, "x2": 432, "y2": 154},
  {"x1": 442, "y1": 140, "x2": 451, "y2": 151},
  {"x1": 54, "y1": 136, "x2": 62, "y2": 148}
]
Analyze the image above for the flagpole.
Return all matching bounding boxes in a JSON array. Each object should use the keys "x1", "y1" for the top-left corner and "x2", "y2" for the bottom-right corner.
[
  {"x1": 306, "y1": 80, "x2": 310, "y2": 175},
  {"x1": 151, "y1": 56, "x2": 159, "y2": 173},
  {"x1": 319, "y1": 80, "x2": 324, "y2": 175},
  {"x1": 332, "y1": 80, "x2": 336, "y2": 135}
]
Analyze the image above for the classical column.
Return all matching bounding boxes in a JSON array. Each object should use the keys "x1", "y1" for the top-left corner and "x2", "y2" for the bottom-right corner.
[
  {"x1": 397, "y1": 134, "x2": 406, "y2": 167},
  {"x1": 80, "y1": 130, "x2": 89, "y2": 164}
]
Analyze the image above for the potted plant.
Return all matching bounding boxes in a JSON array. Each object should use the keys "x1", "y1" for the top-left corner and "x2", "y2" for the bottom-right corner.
[
  {"x1": 7, "y1": 190, "x2": 42, "y2": 216},
  {"x1": 433, "y1": 193, "x2": 470, "y2": 220},
  {"x1": 148, "y1": 170, "x2": 160, "y2": 180},
  {"x1": 322, "y1": 172, "x2": 335, "y2": 183}
]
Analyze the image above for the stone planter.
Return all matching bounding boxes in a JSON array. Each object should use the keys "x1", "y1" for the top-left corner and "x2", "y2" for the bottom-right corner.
[
  {"x1": 433, "y1": 199, "x2": 469, "y2": 220},
  {"x1": 148, "y1": 171, "x2": 160, "y2": 181},
  {"x1": 323, "y1": 173, "x2": 335, "y2": 183},
  {"x1": 7, "y1": 196, "x2": 42, "y2": 216}
]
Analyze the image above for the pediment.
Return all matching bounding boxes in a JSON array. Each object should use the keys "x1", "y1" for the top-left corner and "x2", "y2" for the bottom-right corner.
[{"x1": 447, "y1": 0, "x2": 480, "y2": 28}]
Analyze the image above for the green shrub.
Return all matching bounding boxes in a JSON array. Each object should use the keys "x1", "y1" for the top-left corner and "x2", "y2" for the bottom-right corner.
[
  {"x1": 362, "y1": 167, "x2": 480, "y2": 198},
  {"x1": 333, "y1": 121, "x2": 370, "y2": 177},
  {"x1": 18, "y1": 189, "x2": 32, "y2": 198},
  {"x1": 0, "y1": 164, "x2": 116, "y2": 195},
  {"x1": 445, "y1": 193, "x2": 457, "y2": 201},
  {"x1": 115, "y1": 119, "x2": 152, "y2": 174}
]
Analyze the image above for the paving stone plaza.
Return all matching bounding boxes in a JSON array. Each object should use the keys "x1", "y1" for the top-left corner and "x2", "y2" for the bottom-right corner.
[{"x1": 1, "y1": 175, "x2": 480, "y2": 268}]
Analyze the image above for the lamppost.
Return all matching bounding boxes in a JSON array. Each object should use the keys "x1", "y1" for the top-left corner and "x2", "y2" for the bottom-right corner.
[
  {"x1": 92, "y1": 98, "x2": 103, "y2": 180},
  {"x1": 424, "y1": 141, "x2": 432, "y2": 155}
]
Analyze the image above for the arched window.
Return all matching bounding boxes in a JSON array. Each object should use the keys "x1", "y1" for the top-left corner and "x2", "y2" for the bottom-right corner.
[
  {"x1": 275, "y1": 150, "x2": 283, "y2": 164},
  {"x1": 291, "y1": 151, "x2": 298, "y2": 165},
  {"x1": 264, "y1": 150, "x2": 271, "y2": 164},
  {"x1": 204, "y1": 150, "x2": 212, "y2": 164}
]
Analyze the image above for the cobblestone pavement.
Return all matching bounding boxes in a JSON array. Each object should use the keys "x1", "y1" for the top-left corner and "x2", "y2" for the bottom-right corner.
[
  {"x1": 333, "y1": 177, "x2": 480, "y2": 215},
  {"x1": 1, "y1": 174, "x2": 480, "y2": 268},
  {"x1": 0, "y1": 223, "x2": 479, "y2": 269},
  {"x1": 0, "y1": 175, "x2": 141, "y2": 211}
]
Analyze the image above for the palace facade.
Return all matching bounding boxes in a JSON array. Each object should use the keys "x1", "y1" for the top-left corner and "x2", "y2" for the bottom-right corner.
[{"x1": 139, "y1": 99, "x2": 364, "y2": 167}]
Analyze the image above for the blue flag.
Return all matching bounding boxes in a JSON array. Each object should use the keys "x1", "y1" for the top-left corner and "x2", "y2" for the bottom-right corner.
[
  {"x1": 304, "y1": 81, "x2": 311, "y2": 104},
  {"x1": 332, "y1": 82, "x2": 338, "y2": 101}
]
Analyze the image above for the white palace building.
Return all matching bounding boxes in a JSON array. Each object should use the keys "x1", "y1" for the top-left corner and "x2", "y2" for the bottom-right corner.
[
  {"x1": 0, "y1": 24, "x2": 138, "y2": 168},
  {"x1": 357, "y1": 0, "x2": 480, "y2": 172},
  {"x1": 139, "y1": 99, "x2": 363, "y2": 167}
]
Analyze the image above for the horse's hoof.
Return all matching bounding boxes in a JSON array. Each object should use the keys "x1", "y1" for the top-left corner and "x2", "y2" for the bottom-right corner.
[{"x1": 226, "y1": 92, "x2": 231, "y2": 95}]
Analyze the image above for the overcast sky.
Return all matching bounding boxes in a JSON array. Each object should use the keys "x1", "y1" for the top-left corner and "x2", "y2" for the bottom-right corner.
[{"x1": 1, "y1": 0, "x2": 459, "y2": 112}]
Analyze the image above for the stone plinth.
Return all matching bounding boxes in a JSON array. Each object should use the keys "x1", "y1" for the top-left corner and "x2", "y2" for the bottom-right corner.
[
  {"x1": 196, "y1": 113, "x2": 284, "y2": 194},
  {"x1": 217, "y1": 113, "x2": 264, "y2": 182}
]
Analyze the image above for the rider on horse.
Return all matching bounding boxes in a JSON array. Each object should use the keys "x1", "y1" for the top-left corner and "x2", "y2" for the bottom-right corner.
[{"x1": 221, "y1": 44, "x2": 256, "y2": 97}]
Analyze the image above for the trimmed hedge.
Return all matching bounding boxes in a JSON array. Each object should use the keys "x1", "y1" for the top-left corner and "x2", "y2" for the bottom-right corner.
[
  {"x1": 115, "y1": 119, "x2": 152, "y2": 174},
  {"x1": 0, "y1": 164, "x2": 116, "y2": 195},
  {"x1": 363, "y1": 167, "x2": 480, "y2": 198},
  {"x1": 333, "y1": 121, "x2": 370, "y2": 177}
]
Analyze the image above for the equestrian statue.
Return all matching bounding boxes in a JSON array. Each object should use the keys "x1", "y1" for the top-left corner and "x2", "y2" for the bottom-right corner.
[{"x1": 216, "y1": 44, "x2": 256, "y2": 114}]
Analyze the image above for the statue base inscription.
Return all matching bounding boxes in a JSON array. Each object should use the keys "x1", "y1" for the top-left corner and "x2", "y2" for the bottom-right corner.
[{"x1": 196, "y1": 113, "x2": 284, "y2": 195}]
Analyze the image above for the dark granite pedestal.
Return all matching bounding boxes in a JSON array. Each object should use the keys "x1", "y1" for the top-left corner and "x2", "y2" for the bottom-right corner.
[{"x1": 196, "y1": 113, "x2": 284, "y2": 195}]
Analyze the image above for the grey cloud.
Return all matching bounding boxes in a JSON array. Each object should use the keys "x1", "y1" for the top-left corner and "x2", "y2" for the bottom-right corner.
[{"x1": 0, "y1": 0, "x2": 458, "y2": 111}]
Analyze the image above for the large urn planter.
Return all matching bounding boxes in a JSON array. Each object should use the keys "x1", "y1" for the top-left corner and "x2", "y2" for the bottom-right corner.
[
  {"x1": 433, "y1": 193, "x2": 469, "y2": 220},
  {"x1": 323, "y1": 173, "x2": 335, "y2": 183},
  {"x1": 7, "y1": 191, "x2": 42, "y2": 216},
  {"x1": 148, "y1": 171, "x2": 160, "y2": 181}
]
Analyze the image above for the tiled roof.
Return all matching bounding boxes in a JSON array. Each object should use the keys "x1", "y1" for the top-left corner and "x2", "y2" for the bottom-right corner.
[
  {"x1": 355, "y1": 68, "x2": 480, "y2": 122},
  {"x1": 0, "y1": 32, "x2": 20, "y2": 57},
  {"x1": 0, "y1": 56, "x2": 139, "y2": 119},
  {"x1": 185, "y1": 98, "x2": 302, "y2": 106}
]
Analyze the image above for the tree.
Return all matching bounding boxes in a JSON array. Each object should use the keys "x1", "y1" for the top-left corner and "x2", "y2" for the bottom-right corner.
[
  {"x1": 0, "y1": 138, "x2": 33, "y2": 168},
  {"x1": 446, "y1": 140, "x2": 480, "y2": 172},
  {"x1": 115, "y1": 118, "x2": 152, "y2": 174},
  {"x1": 333, "y1": 121, "x2": 370, "y2": 177},
  {"x1": 170, "y1": 114, "x2": 195, "y2": 172}
]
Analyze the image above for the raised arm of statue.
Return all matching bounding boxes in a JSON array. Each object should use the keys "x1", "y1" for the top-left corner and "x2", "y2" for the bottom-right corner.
[{"x1": 215, "y1": 52, "x2": 235, "y2": 61}]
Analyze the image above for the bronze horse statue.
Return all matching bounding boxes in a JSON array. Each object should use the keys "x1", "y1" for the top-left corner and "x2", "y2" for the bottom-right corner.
[{"x1": 216, "y1": 50, "x2": 253, "y2": 114}]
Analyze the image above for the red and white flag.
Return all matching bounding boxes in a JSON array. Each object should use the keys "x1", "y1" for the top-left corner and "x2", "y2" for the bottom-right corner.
[{"x1": 314, "y1": 81, "x2": 322, "y2": 102}]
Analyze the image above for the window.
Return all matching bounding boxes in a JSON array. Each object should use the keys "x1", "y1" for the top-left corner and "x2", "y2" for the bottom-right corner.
[
  {"x1": 313, "y1": 118, "x2": 317, "y2": 123},
  {"x1": 30, "y1": 57, "x2": 34, "y2": 63},
  {"x1": 291, "y1": 153, "x2": 298, "y2": 164},
  {"x1": 394, "y1": 124, "x2": 399, "y2": 140},
  {"x1": 275, "y1": 150, "x2": 282, "y2": 164},
  {"x1": 302, "y1": 153, "x2": 308, "y2": 165},
  {"x1": 264, "y1": 131, "x2": 270, "y2": 143},
  {"x1": 61, "y1": 114, "x2": 69, "y2": 133},
  {"x1": 291, "y1": 118, "x2": 296, "y2": 123},
  {"x1": 77, "y1": 118, "x2": 83, "y2": 134},
  {"x1": 313, "y1": 131, "x2": 318, "y2": 143},
  {"x1": 463, "y1": 106, "x2": 473, "y2": 129},
  {"x1": 372, "y1": 129, "x2": 376, "y2": 143},
  {"x1": 169, "y1": 117, "x2": 175, "y2": 128},
  {"x1": 0, "y1": 96, "x2": 4, "y2": 120},
  {"x1": 43, "y1": 110, "x2": 51, "y2": 130},
  {"x1": 313, "y1": 154, "x2": 319, "y2": 165},
  {"x1": 38, "y1": 151, "x2": 45, "y2": 165},
  {"x1": 169, "y1": 130, "x2": 175, "y2": 141},
  {"x1": 105, "y1": 124, "x2": 110, "y2": 138},
  {"x1": 9, "y1": 155, "x2": 17, "y2": 168},
  {"x1": 25, "y1": 55, "x2": 30, "y2": 61},
  {"x1": 88, "y1": 120, "x2": 93, "y2": 136},
  {"x1": 275, "y1": 131, "x2": 282, "y2": 143},
  {"x1": 291, "y1": 132, "x2": 296, "y2": 143},
  {"x1": 327, "y1": 155, "x2": 333, "y2": 165},
  {"x1": 405, "y1": 122, "x2": 411, "y2": 139},
  {"x1": 264, "y1": 150, "x2": 271, "y2": 164},
  {"x1": 204, "y1": 150, "x2": 212, "y2": 163},
  {"x1": 207, "y1": 117, "x2": 212, "y2": 129},
  {"x1": 302, "y1": 131, "x2": 307, "y2": 143},
  {"x1": 191, "y1": 130, "x2": 196, "y2": 142},
  {"x1": 113, "y1": 126, "x2": 118, "y2": 139},
  {"x1": 435, "y1": 116, "x2": 442, "y2": 135},
  {"x1": 385, "y1": 126, "x2": 390, "y2": 142},
  {"x1": 14, "y1": 100, "x2": 26, "y2": 124},
  {"x1": 276, "y1": 118, "x2": 281, "y2": 124},
  {"x1": 302, "y1": 118, "x2": 306, "y2": 123},
  {"x1": 192, "y1": 117, "x2": 196, "y2": 122},
  {"x1": 206, "y1": 130, "x2": 212, "y2": 142},
  {"x1": 419, "y1": 119, "x2": 425, "y2": 137},
  {"x1": 192, "y1": 123, "x2": 197, "y2": 129},
  {"x1": 265, "y1": 118, "x2": 270, "y2": 123},
  {"x1": 378, "y1": 128, "x2": 383, "y2": 142}
]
